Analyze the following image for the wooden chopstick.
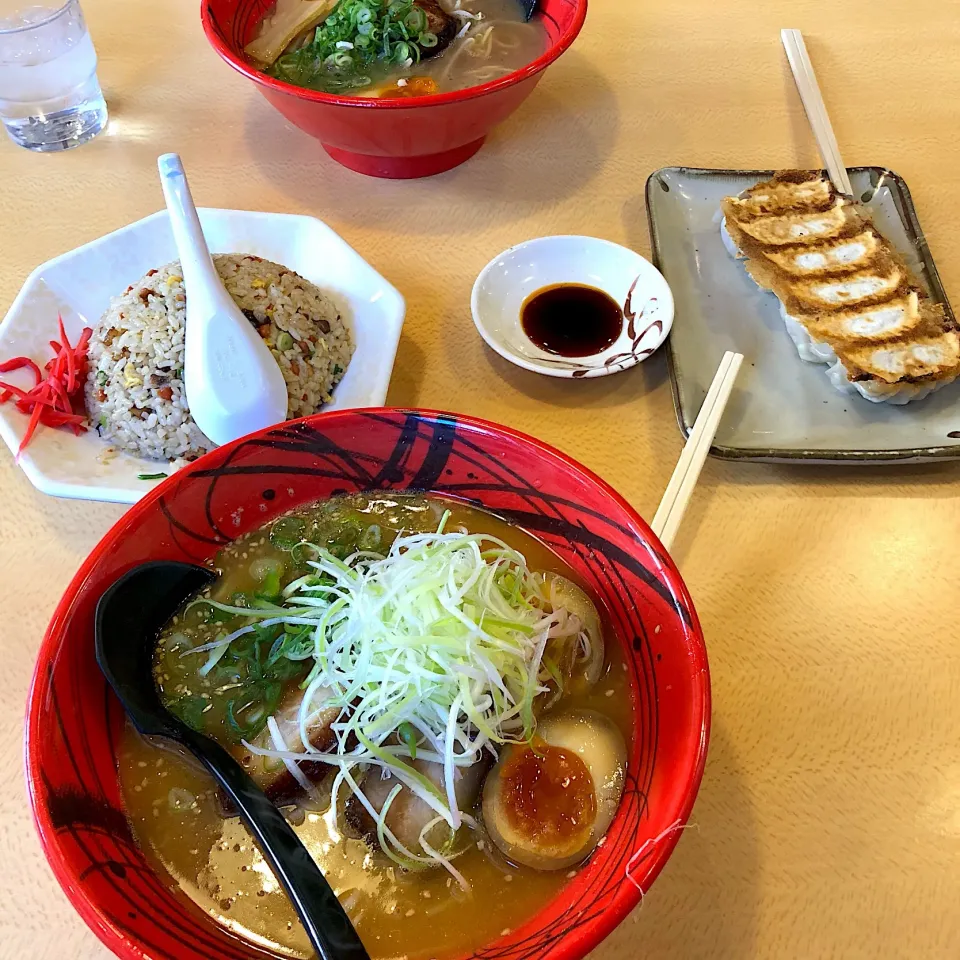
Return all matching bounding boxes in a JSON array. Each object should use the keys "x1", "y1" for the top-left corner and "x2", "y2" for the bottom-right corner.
[
  {"x1": 651, "y1": 351, "x2": 744, "y2": 552},
  {"x1": 781, "y1": 28, "x2": 854, "y2": 198}
]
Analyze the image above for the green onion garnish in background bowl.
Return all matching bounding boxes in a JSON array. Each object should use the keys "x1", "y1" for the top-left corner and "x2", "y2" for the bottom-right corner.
[{"x1": 269, "y1": 0, "x2": 440, "y2": 94}]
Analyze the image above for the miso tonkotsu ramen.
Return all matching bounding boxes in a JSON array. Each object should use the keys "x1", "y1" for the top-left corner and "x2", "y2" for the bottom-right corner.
[
  {"x1": 120, "y1": 494, "x2": 631, "y2": 959},
  {"x1": 245, "y1": 0, "x2": 547, "y2": 98}
]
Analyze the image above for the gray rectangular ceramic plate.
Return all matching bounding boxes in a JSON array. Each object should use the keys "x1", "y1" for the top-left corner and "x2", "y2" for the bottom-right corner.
[{"x1": 646, "y1": 166, "x2": 960, "y2": 463}]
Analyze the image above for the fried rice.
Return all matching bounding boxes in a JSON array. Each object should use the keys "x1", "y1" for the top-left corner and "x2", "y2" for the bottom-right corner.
[{"x1": 84, "y1": 254, "x2": 352, "y2": 461}]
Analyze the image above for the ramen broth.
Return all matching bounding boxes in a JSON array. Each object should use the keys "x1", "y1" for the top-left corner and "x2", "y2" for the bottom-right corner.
[
  {"x1": 254, "y1": 0, "x2": 547, "y2": 97},
  {"x1": 119, "y1": 495, "x2": 632, "y2": 959}
]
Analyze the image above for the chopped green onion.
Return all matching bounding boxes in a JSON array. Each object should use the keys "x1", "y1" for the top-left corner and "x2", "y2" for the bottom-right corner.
[
  {"x1": 199, "y1": 638, "x2": 231, "y2": 676},
  {"x1": 404, "y1": 7, "x2": 426, "y2": 31},
  {"x1": 358, "y1": 523, "x2": 381, "y2": 550},
  {"x1": 250, "y1": 556, "x2": 284, "y2": 582},
  {"x1": 276, "y1": 331, "x2": 294, "y2": 351},
  {"x1": 168, "y1": 694, "x2": 207, "y2": 732},
  {"x1": 270, "y1": 516, "x2": 307, "y2": 549},
  {"x1": 208, "y1": 602, "x2": 239, "y2": 623},
  {"x1": 291, "y1": 542, "x2": 321, "y2": 565},
  {"x1": 266, "y1": 0, "x2": 444, "y2": 94},
  {"x1": 256, "y1": 569, "x2": 282, "y2": 600},
  {"x1": 398, "y1": 720, "x2": 418, "y2": 760},
  {"x1": 137, "y1": 472, "x2": 168, "y2": 481}
]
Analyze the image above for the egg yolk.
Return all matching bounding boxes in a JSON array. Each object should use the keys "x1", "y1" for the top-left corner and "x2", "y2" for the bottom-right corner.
[
  {"x1": 500, "y1": 738, "x2": 597, "y2": 847},
  {"x1": 377, "y1": 77, "x2": 439, "y2": 98}
]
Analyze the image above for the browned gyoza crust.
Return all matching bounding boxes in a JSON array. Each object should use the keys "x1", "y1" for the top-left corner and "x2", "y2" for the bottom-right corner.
[{"x1": 722, "y1": 172, "x2": 960, "y2": 387}]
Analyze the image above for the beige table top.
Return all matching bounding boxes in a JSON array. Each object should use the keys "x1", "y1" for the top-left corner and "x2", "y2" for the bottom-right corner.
[{"x1": 2, "y1": 0, "x2": 959, "y2": 956}]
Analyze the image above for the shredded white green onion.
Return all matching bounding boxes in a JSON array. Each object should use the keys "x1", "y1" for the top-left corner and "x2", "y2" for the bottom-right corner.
[{"x1": 187, "y1": 512, "x2": 586, "y2": 878}]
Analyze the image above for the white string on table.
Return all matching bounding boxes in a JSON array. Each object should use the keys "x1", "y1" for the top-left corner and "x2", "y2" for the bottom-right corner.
[
  {"x1": 781, "y1": 28, "x2": 854, "y2": 198},
  {"x1": 650, "y1": 351, "x2": 744, "y2": 552}
]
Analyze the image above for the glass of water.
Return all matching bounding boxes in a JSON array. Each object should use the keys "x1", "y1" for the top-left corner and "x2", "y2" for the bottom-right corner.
[{"x1": 0, "y1": 0, "x2": 106, "y2": 152}]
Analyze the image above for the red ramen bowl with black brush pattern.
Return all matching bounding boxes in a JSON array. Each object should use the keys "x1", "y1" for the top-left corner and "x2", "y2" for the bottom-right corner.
[
  {"x1": 201, "y1": 0, "x2": 588, "y2": 178},
  {"x1": 26, "y1": 409, "x2": 709, "y2": 960}
]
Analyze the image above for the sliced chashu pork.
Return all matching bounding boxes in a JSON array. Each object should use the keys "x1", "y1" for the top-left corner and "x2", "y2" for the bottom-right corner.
[
  {"x1": 348, "y1": 757, "x2": 490, "y2": 856},
  {"x1": 232, "y1": 683, "x2": 341, "y2": 805}
]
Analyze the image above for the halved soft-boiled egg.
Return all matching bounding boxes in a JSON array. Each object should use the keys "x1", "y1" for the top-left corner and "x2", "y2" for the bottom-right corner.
[{"x1": 482, "y1": 710, "x2": 627, "y2": 870}]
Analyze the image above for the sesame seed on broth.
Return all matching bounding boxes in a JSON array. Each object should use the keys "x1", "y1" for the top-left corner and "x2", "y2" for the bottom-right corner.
[{"x1": 120, "y1": 494, "x2": 633, "y2": 960}]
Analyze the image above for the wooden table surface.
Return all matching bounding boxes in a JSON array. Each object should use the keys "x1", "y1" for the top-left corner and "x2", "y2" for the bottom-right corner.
[{"x1": 2, "y1": 0, "x2": 959, "y2": 956}]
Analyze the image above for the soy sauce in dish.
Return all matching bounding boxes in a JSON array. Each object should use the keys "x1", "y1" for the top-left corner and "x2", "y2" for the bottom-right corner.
[{"x1": 521, "y1": 284, "x2": 624, "y2": 357}]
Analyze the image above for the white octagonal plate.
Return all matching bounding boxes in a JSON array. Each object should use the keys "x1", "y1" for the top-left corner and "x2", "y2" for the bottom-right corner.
[{"x1": 0, "y1": 209, "x2": 405, "y2": 503}]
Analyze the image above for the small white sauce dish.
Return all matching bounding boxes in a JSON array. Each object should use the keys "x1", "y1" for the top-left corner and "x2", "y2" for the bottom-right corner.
[{"x1": 471, "y1": 235, "x2": 674, "y2": 379}]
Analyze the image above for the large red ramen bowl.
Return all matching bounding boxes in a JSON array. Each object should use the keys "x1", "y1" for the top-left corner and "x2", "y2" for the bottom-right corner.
[
  {"x1": 201, "y1": 0, "x2": 588, "y2": 178},
  {"x1": 26, "y1": 409, "x2": 709, "y2": 960}
]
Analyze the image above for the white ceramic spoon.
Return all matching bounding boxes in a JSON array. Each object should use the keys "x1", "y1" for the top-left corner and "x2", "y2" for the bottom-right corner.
[{"x1": 157, "y1": 153, "x2": 288, "y2": 447}]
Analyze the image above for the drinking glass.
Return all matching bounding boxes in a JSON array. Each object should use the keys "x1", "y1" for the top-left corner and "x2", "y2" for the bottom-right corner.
[{"x1": 0, "y1": 0, "x2": 107, "y2": 152}]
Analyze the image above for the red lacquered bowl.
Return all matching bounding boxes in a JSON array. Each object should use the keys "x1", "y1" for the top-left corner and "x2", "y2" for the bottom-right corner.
[
  {"x1": 26, "y1": 409, "x2": 709, "y2": 960},
  {"x1": 201, "y1": 0, "x2": 588, "y2": 178}
]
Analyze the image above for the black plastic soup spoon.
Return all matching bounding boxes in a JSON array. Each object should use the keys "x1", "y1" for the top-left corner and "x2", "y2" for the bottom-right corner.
[{"x1": 95, "y1": 560, "x2": 370, "y2": 960}]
